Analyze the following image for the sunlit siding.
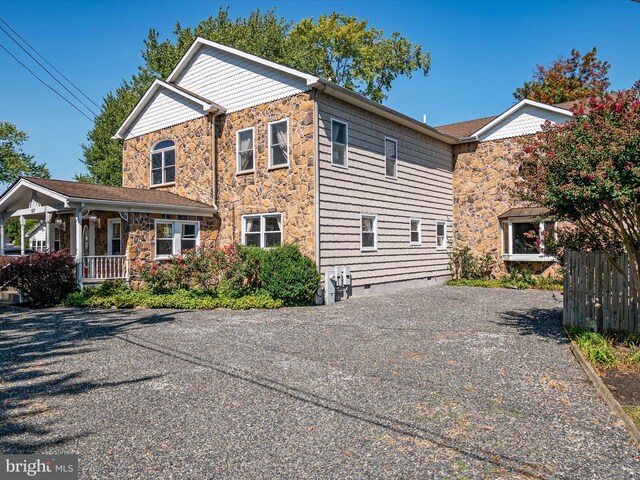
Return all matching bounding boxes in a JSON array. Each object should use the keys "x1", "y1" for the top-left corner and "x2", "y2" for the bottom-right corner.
[{"x1": 480, "y1": 104, "x2": 572, "y2": 141}]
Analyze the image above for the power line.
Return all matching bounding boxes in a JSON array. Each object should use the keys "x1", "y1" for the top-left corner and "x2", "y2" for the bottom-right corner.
[
  {"x1": 0, "y1": 22, "x2": 99, "y2": 117},
  {"x1": 0, "y1": 17, "x2": 101, "y2": 111},
  {"x1": 0, "y1": 41, "x2": 94, "y2": 122}
]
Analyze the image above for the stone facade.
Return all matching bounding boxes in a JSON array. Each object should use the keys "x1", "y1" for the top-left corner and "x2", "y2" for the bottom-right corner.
[
  {"x1": 453, "y1": 137, "x2": 556, "y2": 276},
  {"x1": 215, "y1": 91, "x2": 316, "y2": 258},
  {"x1": 123, "y1": 116, "x2": 215, "y2": 205}
]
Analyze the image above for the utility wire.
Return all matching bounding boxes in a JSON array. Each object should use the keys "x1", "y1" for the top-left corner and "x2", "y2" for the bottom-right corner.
[
  {"x1": 0, "y1": 22, "x2": 99, "y2": 117},
  {"x1": 0, "y1": 17, "x2": 101, "y2": 111},
  {"x1": 0, "y1": 41, "x2": 94, "y2": 122}
]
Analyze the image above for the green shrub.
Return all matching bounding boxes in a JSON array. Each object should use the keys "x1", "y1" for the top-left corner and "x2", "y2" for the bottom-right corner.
[
  {"x1": 259, "y1": 244, "x2": 320, "y2": 306},
  {"x1": 449, "y1": 247, "x2": 496, "y2": 280},
  {"x1": 568, "y1": 327, "x2": 618, "y2": 367}
]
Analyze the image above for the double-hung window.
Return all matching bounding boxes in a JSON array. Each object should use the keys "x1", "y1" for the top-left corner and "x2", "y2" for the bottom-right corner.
[
  {"x1": 385, "y1": 138, "x2": 397, "y2": 178},
  {"x1": 52, "y1": 227, "x2": 61, "y2": 251},
  {"x1": 154, "y1": 220, "x2": 200, "y2": 259},
  {"x1": 331, "y1": 119, "x2": 348, "y2": 167},
  {"x1": 410, "y1": 218, "x2": 421, "y2": 245},
  {"x1": 269, "y1": 119, "x2": 289, "y2": 167},
  {"x1": 436, "y1": 221, "x2": 447, "y2": 250},
  {"x1": 151, "y1": 140, "x2": 176, "y2": 186},
  {"x1": 108, "y1": 218, "x2": 122, "y2": 255},
  {"x1": 237, "y1": 128, "x2": 254, "y2": 172},
  {"x1": 361, "y1": 214, "x2": 377, "y2": 251},
  {"x1": 242, "y1": 214, "x2": 282, "y2": 248}
]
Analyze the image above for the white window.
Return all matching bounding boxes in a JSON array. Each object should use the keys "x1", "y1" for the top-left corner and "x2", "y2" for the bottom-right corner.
[
  {"x1": 436, "y1": 221, "x2": 447, "y2": 250},
  {"x1": 410, "y1": 218, "x2": 421, "y2": 245},
  {"x1": 107, "y1": 218, "x2": 122, "y2": 255},
  {"x1": 361, "y1": 214, "x2": 377, "y2": 251},
  {"x1": 269, "y1": 119, "x2": 289, "y2": 167},
  {"x1": 154, "y1": 220, "x2": 200, "y2": 259},
  {"x1": 150, "y1": 140, "x2": 176, "y2": 186},
  {"x1": 237, "y1": 127, "x2": 254, "y2": 172},
  {"x1": 502, "y1": 220, "x2": 556, "y2": 261},
  {"x1": 52, "y1": 226, "x2": 61, "y2": 252},
  {"x1": 242, "y1": 214, "x2": 282, "y2": 248},
  {"x1": 331, "y1": 119, "x2": 348, "y2": 167},
  {"x1": 385, "y1": 138, "x2": 397, "y2": 179}
]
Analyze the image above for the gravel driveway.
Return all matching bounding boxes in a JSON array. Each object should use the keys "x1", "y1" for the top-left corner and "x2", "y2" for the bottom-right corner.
[{"x1": 1, "y1": 286, "x2": 639, "y2": 479}]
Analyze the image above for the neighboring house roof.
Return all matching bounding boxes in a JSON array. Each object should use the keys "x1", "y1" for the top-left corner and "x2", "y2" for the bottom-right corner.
[
  {"x1": 25, "y1": 220, "x2": 44, "y2": 238},
  {"x1": 0, "y1": 177, "x2": 215, "y2": 217},
  {"x1": 498, "y1": 207, "x2": 550, "y2": 220},
  {"x1": 115, "y1": 37, "x2": 461, "y2": 145},
  {"x1": 436, "y1": 99, "x2": 575, "y2": 141}
]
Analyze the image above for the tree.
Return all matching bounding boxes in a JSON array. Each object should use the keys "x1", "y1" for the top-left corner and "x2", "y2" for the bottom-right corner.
[
  {"x1": 633, "y1": 79, "x2": 640, "y2": 95},
  {"x1": 520, "y1": 91, "x2": 640, "y2": 295},
  {"x1": 79, "y1": 7, "x2": 430, "y2": 185},
  {"x1": 0, "y1": 121, "x2": 49, "y2": 186},
  {"x1": 287, "y1": 13, "x2": 430, "y2": 102},
  {"x1": 513, "y1": 47, "x2": 610, "y2": 104}
]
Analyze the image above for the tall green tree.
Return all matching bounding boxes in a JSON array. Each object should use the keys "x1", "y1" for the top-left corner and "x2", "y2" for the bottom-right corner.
[
  {"x1": 0, "y1": 121, "x2": 49, "y2": 186},
  {"x1": 513, "y1": 47, "x2": 610, "y2": 104},
  {"x1": 79, "y1": 7, "x2": 430, "y2": 186}
]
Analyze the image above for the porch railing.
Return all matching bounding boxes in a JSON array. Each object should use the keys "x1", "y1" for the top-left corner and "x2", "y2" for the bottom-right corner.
[{"x1": 82, "y1": 255, "x2": 129, "y2": 282}]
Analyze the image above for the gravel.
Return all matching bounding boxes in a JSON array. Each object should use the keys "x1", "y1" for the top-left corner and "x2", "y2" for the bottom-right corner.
[{"x1": 1, "y1": 286, "x2": 639, "y2": 479}]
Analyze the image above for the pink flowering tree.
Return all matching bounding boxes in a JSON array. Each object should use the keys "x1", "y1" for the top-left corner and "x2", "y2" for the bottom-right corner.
[{"x1": 521, "y1": 90, "x2": 640, "y2": 289}]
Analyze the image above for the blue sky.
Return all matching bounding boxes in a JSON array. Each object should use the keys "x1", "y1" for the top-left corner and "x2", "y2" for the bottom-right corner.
[{"x1": 0, "y1": 0, "x2": 638, "y2": 182}]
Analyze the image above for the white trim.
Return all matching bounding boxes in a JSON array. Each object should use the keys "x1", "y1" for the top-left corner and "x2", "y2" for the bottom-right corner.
[
  {"x1": 241, "y1": 213, "x2": 283, "y2": 248},
  {"x1": 107, "y1": 218, "x2": 122, "y2": 255},
  {"x1": 409, "y1": 218, "x2": 421, "y2": 245},
  {"x1": 436, "y1": 220, "x2": 447, "y2": 250},
  {"x1": 384, "y1": 136, "x2": 398, "y2": 179},
  {"x1": 167, "y1": 37, "x2": 320, "y2": 86},
  {"x1": 501, "y1": 217, "x2": 557, "y2": 262},
  {"x1": 0, "y1": 178, "x2": 69, "y2": 213},
  {"x1": 268, "y1": 118, "x2": 290, "y2": 169},
  {"x1": 472, "y1": 99, "x2": 574, "y2": 138},
  {"x1": 153, "y1": 219, "x2": 200, "y2": 259},
  {"x1": 113, "y1": 79, "x2": 225, "y2": 140},
  {"x1": 360, "y1": 213, "x2": 377, "y2": 252},
  {"x1": 236, "y1": 127, "x2": 255, "y2": 174},
  {"x1": 331, "y1": 118, "x2": 349, "y2": 168}
]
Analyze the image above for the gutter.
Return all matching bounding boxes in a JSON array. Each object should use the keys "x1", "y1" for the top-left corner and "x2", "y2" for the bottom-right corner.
[{"x1": 66, "y1": 197, "x2": 216, "y2": 217}]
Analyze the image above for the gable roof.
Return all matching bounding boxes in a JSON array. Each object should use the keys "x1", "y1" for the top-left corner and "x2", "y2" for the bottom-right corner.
[
  {"x1": 436, "y1": 99, "x2": 576, "y2": 139},
  {"x1": 115, "y1": 37, "x2": 461, "y2": 145},
  {"x1": 113, "y1": 79, "x2": 225, "y2": 139}
]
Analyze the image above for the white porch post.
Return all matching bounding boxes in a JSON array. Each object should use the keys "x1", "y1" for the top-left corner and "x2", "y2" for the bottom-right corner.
[
  {"x1": 0, "y1": 217, "x2": 5, "y2": 255},
  {"x1": 75, "y1": 207, "x2": 83, "y2": 287},
  {"x1": 20, "y1": 215, "x2": 25, "y2": 255},
  {"x1": 45, "y1": 211, "x2": 52, "y2": 252}
]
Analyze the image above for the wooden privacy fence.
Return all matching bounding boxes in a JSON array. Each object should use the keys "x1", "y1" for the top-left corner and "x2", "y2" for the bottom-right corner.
[{"x1": 564, "y1": 250, "x2": 639, "y2": 332}]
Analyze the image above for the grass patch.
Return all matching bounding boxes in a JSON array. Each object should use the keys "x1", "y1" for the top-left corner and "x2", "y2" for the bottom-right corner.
[
  {"x1": 446, "y1": 276, "x2": 563, "y2": 291},
  {"x1": 62, "y1": 282, "x2": 283, "y2": 310},
  {"x1": 622, "y1": 405, "x2": 640, "y2": 430},
  {"x1": 567, "y1": 327, "x2": 640, "y2": 369}
]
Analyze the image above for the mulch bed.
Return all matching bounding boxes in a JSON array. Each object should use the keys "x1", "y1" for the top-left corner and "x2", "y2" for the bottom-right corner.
[{"x1": 602, "y1": 369, "x2": 640, "y2": 407}]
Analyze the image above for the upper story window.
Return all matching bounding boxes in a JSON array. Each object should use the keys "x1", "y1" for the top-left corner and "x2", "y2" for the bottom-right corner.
[
  {"x1": 331, "y1": 119, "x2": 348, "y2": 167},
  {"x1": 269, "y1": 119, "x2": 289, "y2": 168},
  {"x1": 151, "y1": 140, "x2": 176, "y2": 186},
  {"x1": 237, "y1": 128, "x2": 255, "y2": 173},
  {"x1": 385, "y1": 138, "x2": 397, "y2": 179}
]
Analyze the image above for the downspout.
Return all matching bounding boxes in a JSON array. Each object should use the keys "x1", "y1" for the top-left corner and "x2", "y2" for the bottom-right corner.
[
  {"x1": 313, "y1": 88, "x2": 321, "y2": 271},
  {"x1": 211, "y1": 113, "x2": 219, "y2": 210}
]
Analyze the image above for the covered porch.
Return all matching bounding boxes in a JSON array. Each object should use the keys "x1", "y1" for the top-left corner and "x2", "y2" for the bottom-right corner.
[{"x1": 0, "y1": 177, "x2": 217, "y2": 287}]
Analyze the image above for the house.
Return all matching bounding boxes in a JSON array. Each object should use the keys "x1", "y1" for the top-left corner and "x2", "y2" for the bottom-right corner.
[
  {"x1": 26, "y1": 221, "x2": 47, "y2": 251},
  {"x1": 0, "y1": 38, "x2": 464, "y2": 294},
  {"x1": 437, "y1": 98, "x2": 576, "y2": 276}
]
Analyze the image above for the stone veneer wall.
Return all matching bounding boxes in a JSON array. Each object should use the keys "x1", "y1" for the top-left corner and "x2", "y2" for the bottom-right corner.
[
  {"x1": 453, "y1": 137, "x2": 556, "y2": 276},
  {"x1": 215, "y1": 91, "x2": 316, "y2": 258},
  {"x1": 122, "y1": 116, "x2": 214, "y2": 205}
]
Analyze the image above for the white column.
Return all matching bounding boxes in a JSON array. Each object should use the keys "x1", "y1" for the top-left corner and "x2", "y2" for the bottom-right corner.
[
  {"x1": 20, "y1": 215, "x2": 25, "y2": 255},
  {"x1": 45, "y1": 212, "x2": 52, "y2": 252},
  {"x1": 0, "y1": 217, "x2": 5, "y2": 255},
  {"x1": 75, "y1": 208, "x2": 83, "y2": 286}
]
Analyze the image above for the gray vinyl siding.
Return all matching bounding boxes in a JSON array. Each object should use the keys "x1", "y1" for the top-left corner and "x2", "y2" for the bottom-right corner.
[{"x1": 317, "y1": 93, "x2": 454, "y2": 288}]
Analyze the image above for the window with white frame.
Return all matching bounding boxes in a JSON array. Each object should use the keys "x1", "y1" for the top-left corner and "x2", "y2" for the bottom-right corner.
[
  {"x1": 436, "y1": 221, "x2": 447, "y2": 250},
  {"x1": 385, "y1": 138, "x2": 397, "y2": 178},
  {"x1": 151, "y1": 140, "x2": 176, "y2": 185},
  {"x1": 237, "y1": 128, "x2": 254, "y2": 172},
  {"x1": 108, "y1": 218, "x2": 122, "y2": 255},
  {"x1": 361, "y1": 214, "x2": 377, "y2": 251},
  {"x1": 331, "y1": 119, "x2": 348, "y2": 167},
  {"x1": 154, "y1": 220, "x2": 199, "y2": 259},
  {"x1": 242, "y1": 214, "x2": 282, "y2": 248},
  {"x1": 501, "y1": 219, "x2": 556, "y2": 261},
  {"x1": 269, "y1": 119, "x2": 289, "y2": 167},
  {"x1": 52, "y1": 226, "x2": 61, "y2": 251},
  {"x1": 410, "y1": 218, "x2": 421, "y2": 245}
]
